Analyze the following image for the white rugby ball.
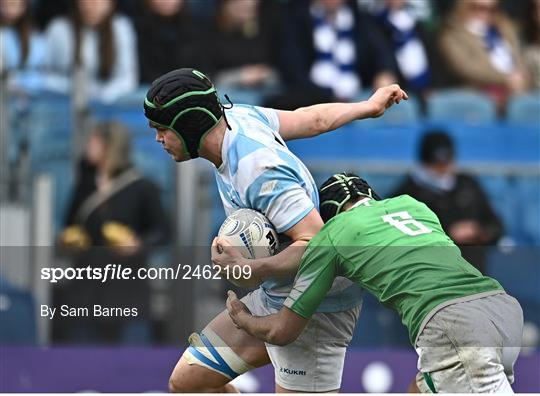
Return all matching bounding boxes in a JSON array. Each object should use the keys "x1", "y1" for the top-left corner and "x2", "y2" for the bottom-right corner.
[{"x1": 218, "y1": 209, "x2": 279, "y2": 259}]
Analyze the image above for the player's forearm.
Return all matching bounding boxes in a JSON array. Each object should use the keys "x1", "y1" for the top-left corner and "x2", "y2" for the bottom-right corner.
[
  {"x1": 296, "y1": 101, "x2": 379, "y2": 137},
  {"x1": 251, "y1": 240, "x2": 308, "y2": 279},
  {"x1": 235, "y1": 312, "x2": 298, "y2": 346},
  {"x1": 236, "y1": 312, "x2": 279, "y2": 344}
]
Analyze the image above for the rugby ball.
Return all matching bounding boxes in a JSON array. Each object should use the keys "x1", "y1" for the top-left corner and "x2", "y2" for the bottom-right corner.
[{"x1": 218, "y1": 209, "x2": 279, "y2": 259}]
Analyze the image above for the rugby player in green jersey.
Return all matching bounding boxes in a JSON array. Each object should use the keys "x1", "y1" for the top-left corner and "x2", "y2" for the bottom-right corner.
[{"x1": 221, "y1": 173, "x2": 523, "y2": 393}]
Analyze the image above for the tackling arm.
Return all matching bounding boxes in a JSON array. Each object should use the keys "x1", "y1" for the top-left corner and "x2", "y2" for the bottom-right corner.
[
  {"x1": 277, "y1": 84, "x2": 408, "y2": 141},
  {"x1": 226, "y1": 291, "x2": 309, "y2": 346},
  {"x1": 212, "y1": 208, "x2": 323, "y2": 280}
]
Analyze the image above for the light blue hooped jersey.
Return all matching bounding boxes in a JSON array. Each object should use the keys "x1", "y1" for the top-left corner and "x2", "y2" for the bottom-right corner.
[{"x1": 215, "y1": 104, "x2": 362, "y2": 312}]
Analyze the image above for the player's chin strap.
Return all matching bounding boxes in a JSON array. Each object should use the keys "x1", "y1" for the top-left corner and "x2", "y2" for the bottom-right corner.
[
  {"x1": 221, "y1": 94, "x2": 233, "y2": 131},
  {"x1": 183, "y1": 328, "x2": 254, "y2": 380}
]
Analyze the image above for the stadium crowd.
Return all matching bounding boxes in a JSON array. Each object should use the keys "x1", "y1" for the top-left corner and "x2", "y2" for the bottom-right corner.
[{"x1": 1, "y1": 0, "x2": 539, "y2": 109}]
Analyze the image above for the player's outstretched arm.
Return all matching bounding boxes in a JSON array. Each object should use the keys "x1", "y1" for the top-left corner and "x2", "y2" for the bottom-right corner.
[
  {"x1": 226, "y1": 290, "x2": 309, "y2": 346},
  {"x1": 277, "y1": 84, "x2": 408, "y2": 141}
]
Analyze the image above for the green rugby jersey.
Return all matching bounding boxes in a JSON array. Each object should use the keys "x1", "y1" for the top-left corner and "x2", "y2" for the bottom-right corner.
[{"x1": 284, "y1": 195, "x2": 504, "y2": 344}]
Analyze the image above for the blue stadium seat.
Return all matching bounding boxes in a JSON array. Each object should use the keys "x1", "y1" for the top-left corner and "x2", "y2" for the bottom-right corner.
[
  {"x1": 23, "y1": 94, "x2": 72, "y2": 166},
  {"x1": 487, "y1": 248, "x2": 540, "y2": 327},
  {"x1": 27, "y1": 92, "x2": 72, "y2": 125},
  {"x1": 427, "y1": 89, "x2": 497, "y2": 123},
  {"x1": 349, "y1": 123, "x2": 422, "y2": 163},
  {"x1": 477, "y1": 175, "x2": 515, "y2": 236},
  {"x1": 513, "y1": 177, "x2": 540, "y2": 244},
  {"x1": 420, "y1": 121, "x2": 538, "y2": 164},
  {"x1": 507, "y1": 93, "x2": 540, "y2": 125},
  {"x1": 30, "y1": 127, "x2": 71, "y2": 167},
  {"x1": 506, "y1": 125, "x2": 540, "y2": 163},
  {"x1": 426, "y1": 122, "x2": 508, "y2": 162},
  {"x1": 288, "y1": 123, "x2": 422, "y2": 163},
  {"x1": 287, "y1": 126, "x2": 355, "y2": 159},
  {"x1": 487, "y1": 248, "x2": 540, "y2": 300},
  {"x1": 0, "y1": 278, "x2": 36, "y2": 344},
  {"x1": 6, "y1": 97, "x2": 28, "y2": 167}
]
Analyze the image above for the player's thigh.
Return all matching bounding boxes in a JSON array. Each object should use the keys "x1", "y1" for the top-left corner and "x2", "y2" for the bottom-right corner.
[
  {"x1": 205, "y1": 305, "x2": 271, "y2": 366},
  {"x1": 269, "y1": 306, "x2": 360, "y2": 393}
]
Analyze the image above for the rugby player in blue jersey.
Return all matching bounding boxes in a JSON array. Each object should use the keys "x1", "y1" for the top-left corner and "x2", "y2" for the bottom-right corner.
[{"x1": 144, "y1": 68, "x2": 407, "y2": 393}]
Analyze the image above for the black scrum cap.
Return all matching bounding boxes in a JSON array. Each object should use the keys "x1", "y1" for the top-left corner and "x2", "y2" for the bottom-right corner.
[
  {"x1": 144, "y1": 68, "x2": 223, "y2": 159},
  {"x1": 318, "y1": 173, "x2": 381, "y2": 222}
]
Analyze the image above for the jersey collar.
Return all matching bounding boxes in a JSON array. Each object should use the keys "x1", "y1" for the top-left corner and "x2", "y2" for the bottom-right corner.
[{"x1": 349, "y1": 197, "x2": 372, "y2": 210}]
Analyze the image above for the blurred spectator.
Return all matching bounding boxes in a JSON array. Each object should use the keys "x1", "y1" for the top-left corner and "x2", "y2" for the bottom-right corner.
[
  {"x1": 499, "y1": 0, "x2": 531, "y2": 21},
  {"x1": 521, "y1": 0, "x2": 540, "y2": 90},
  {"x1": 135, "y1": 0, "x2": 202, "y2": 84},
  {"x1": 392, "y1": 131, "x2": 503, "y2": 274},
  {"x1": 55, "y1": 122, "x2": 170, "y2": 344},
  {"x1": 204, "y1": 0, "x2": 279, "y2": 98},
  {"x1": 357, "y1": 0, "x2": 433, "y2": 24},
  {"x1": 32, "y1": 0, "x2": 69, "y2": 30},
  {"x1": 439, "y1": 0, "x2": 528, "y2": 106},
  {"x1": 275, "y1": 0, "x2": 397, "y2": 107},
  {"x1": 371, "y1": 0, "x2": 433, "y2": 97},
  {"x1": 0, "y1": 0, "x2": 46, "y2": 91},
  {"x1": 43, "y1": 0, "x2": 138, "y2": 103}
]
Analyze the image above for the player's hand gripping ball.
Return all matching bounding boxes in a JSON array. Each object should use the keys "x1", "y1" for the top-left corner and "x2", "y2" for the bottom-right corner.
[{"x1": 214, "y1": 209, "x2": 279, "y2": 287}]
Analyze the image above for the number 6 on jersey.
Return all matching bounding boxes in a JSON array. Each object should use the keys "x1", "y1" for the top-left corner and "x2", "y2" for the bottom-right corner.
[{"x1": 382, "y1": 211, "x2": 432, "y2": 236}]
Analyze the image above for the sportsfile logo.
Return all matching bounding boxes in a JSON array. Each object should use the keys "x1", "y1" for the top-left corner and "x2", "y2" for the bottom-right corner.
[{"x1": 279, "y1": 367, "x2": 306, "y2": 376}]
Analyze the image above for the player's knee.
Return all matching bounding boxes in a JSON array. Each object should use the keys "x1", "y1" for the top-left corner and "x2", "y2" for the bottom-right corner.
[
  {"x1": 168, "y1": 371, "x2": 188, "y2": 393},
  {"x1": 168, "y1": 361, "x2": 226, "y2": 393},
  {"x1": 169, "y1": 330, "x2": 252, "y2": 392},
  {"x1": 168, "y1": 374, "x2": 180, "y2": 393},
  {"x1": 169, "y1": 372, "x2": 227, "y2": 393},
  {"x1": 168, "y1": 371, "x2": 207, "y2": 393},
  {"x1": 168, "y1": 361, "x2": 200, "y2": 393}
]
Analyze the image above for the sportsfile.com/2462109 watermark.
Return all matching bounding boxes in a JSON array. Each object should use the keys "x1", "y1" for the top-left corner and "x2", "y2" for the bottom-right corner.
[{"x1": 40, "y1": 264, "x2": 251, "y2": 283}]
